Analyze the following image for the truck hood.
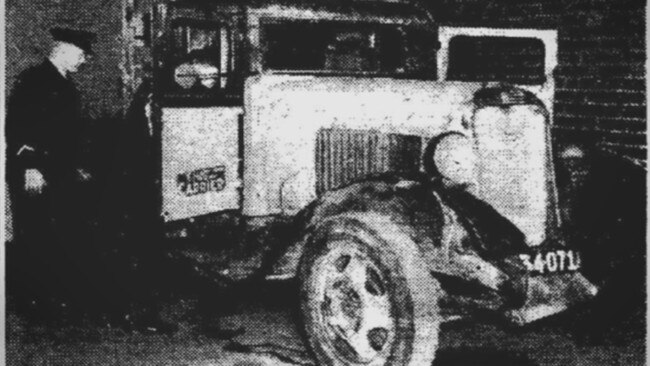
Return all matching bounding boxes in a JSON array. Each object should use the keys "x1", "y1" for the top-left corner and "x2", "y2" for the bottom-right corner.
[
  {"x1": 245, "y1": 74, "x2": 483, "y2": 136},
  {"x1": 242, "y1": 74, "x2": 484, "y2": 217},
  {"x1": 245, "y1": 74, "x2": 555, "y2": 248}
]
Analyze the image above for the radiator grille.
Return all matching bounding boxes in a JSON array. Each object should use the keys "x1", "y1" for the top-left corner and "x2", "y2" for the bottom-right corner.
[{"x1": 316, "y1": 128, "x2": 422, "y2": 195}]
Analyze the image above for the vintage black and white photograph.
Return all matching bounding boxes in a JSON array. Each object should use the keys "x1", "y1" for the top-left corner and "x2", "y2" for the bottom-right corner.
[{"x1": 3, "y1": 0, "x2": 647, "y2": 365}]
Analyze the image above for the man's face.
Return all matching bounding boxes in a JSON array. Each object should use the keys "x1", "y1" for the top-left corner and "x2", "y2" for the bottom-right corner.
[{"x1": 60, "y1": 43, "x2": 87, "y2": 73}]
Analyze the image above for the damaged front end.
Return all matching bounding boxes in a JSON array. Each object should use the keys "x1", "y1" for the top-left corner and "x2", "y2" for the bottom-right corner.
[
  {"x1": 434, "y1": 247, "x2": 599, "y2": 326},
  {"x1": 504, "y1": 264, "x2": 598, "y2": 326},
  {"x1": 433, "y1": 186, "x2": 599, "y2": 326}
]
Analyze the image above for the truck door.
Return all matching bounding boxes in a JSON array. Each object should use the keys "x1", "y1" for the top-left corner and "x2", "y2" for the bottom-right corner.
[
  {"x1": 161, "y1": 107, "x2": 241, "y2": 222},
  {"x1": 155, "y1": 18, "x2": 242, "y2": 222}
]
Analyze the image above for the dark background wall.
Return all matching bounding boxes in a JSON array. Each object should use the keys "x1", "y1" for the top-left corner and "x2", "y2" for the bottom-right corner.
[
  {"x1": 432, "y1": 0, "x2": 646, "y2": 164},
  {"x1": 5, "y1": 0, "x2": 647, "y2": 160},
  {"x1": 5, "y1": 0, "x2": 127, "y2": 239},
  {"x1": 5, "y1": 0, "x2": 124, "y2": 119}
]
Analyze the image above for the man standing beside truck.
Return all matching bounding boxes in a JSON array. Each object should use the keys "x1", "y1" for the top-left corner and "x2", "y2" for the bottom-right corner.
[
  {"x1": 7, "y1": 28, "x2": 177, "y2": 333},
  {"x1": 6, "y1": 27, "x2": 101, "y2": 322}
]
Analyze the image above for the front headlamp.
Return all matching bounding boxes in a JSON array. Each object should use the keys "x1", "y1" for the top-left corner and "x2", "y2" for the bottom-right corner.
[{"x1": 424, "y1": 132, "x2": 476, "y2": 187}]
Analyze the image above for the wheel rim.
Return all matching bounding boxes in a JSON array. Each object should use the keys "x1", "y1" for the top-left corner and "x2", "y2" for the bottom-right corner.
[{"x1": 311, "y1": 240, "x2": 395, "y2": 364}]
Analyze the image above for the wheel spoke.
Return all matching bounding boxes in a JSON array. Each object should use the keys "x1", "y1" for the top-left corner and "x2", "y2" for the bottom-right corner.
[
  {"x1": 362, "y1": 296, "x2": 393, "y2": 331},
  {"x1": 344, "y1": 255, "x2": 370, "y2": 293},
  {"x1": 347, "y1": 326, "x2": 378, "y2": 360},
  {"x1": 358, "y1": 266, "x2": 392, "y2": 331}
]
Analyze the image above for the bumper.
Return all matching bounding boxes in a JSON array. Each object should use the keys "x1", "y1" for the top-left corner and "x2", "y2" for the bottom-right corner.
[{"x1": 504, "y1": 272, "x2": 598, "y2": 325}]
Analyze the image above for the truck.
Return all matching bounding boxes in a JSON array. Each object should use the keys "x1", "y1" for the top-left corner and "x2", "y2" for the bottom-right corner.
[{"x1": 138, "y1": 0, "x2": 601, "y2": 364}]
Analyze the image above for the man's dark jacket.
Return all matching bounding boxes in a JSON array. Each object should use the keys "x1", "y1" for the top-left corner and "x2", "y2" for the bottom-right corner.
[
  {"x1": 6, "y1": 60, "x2": 88, "y2": 303},
  {"x1": 6, "y1": 59, "x2": 82, "y2": 185}
]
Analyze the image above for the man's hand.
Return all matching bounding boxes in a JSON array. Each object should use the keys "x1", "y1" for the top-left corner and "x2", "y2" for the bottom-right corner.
[
  {"x1": 76, "y1": 168, "x2": 92, "y2": 182},
  {"x1": 25, "y1": 169, "x2": 46, "y2": 196}
]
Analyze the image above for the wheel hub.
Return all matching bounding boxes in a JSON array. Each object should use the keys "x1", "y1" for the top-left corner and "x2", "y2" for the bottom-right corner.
[
  {"x1": 315, "y1": 246, "x2": 395, "y2": 364},
  {"x1": 333, "y1": 281, "x2": 363, "y2": 326}
]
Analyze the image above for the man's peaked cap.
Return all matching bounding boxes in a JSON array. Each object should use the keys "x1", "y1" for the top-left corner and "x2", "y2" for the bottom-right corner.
[{"x1": 50, "y1": 27, "x2": 97, "y2": 55}]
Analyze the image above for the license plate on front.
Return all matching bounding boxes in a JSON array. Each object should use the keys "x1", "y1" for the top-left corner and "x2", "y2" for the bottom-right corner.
[{"x1": 519, "y1": 249, "x2": 581, "y2": 275}]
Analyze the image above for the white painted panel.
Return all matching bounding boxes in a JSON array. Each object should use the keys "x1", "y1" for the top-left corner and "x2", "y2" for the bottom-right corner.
[
  {"x1": 162, "y1": 107, "x2": 242, "y2": 222},
  {"x1": 473, "y1": 105, "x2": 549, "y2": 246},
  {"x1": 242, "y1": 75, "x2": 482, "y2": 216}
]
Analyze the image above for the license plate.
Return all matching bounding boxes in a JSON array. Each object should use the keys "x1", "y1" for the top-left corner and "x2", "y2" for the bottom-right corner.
[
  {"x1": 177, "y1": 166, "x2": 226, "y2": 196},
  {"x1": 519, "y1": 249, "x2": 581, "y2": 275}
]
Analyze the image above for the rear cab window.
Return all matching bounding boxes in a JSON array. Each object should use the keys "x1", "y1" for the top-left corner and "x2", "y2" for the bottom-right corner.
[{"x1": 446, "y1": 36, "x2": 546, "y2": 84}]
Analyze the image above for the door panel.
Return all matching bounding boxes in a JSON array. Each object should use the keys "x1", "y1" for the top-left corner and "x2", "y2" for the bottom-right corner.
[{"x1": 161, "y1": 107, "x2": 242, "y2": 222}]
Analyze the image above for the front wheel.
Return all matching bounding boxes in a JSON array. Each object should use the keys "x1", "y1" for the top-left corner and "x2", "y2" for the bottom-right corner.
[{"x1": 299, "y1": 213, "x2": 441, "y2": 366}]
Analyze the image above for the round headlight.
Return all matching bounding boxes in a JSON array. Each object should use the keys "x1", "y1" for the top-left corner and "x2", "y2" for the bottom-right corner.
[{"x1": 424, "y1": 132, "x2": 476, "y2": 186}]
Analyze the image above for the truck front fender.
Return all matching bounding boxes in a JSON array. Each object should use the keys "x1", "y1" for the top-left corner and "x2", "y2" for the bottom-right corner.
[{"x1": 265, "y1": 174, "x2": 445, "y2": 280}]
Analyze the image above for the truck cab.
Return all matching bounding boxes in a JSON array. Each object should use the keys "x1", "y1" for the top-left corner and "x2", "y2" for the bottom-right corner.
[{"x1": 152, "y1": 0, "x2": 557, "y2": 244}]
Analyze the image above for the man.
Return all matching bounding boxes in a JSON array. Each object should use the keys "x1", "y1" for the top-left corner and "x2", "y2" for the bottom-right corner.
[
  {"x1": 6, "y1": 27, "x2": 98, "y2": 322},
  {"x1": 8, "y1": 29, "x2": 177, "y2": 334}
]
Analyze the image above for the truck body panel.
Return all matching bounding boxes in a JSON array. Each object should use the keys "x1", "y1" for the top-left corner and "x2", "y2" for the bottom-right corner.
[{"x1": 161, "y1": 106, "x2": 242, "y2": 221}]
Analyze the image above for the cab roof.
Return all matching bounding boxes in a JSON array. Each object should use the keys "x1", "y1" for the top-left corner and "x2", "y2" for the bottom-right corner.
[{"x1": 168, "y1": 0, "x2": 434, "y2": 24}]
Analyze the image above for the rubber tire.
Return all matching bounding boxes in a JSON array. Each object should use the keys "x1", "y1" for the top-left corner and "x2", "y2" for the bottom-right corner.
[{"x1": 298, "y1": 212, "x2": 441, "y2": 366}]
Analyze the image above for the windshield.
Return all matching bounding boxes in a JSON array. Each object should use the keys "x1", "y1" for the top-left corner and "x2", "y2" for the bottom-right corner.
[
  {"x1": 155, "y1": 20, "x2": 239, "y2": 105},
  {"x1": 262, "y1": 20, "x2": 437, "y2": 78},
  {"x1": 167, "y1": 23, "x2": 232, "y2": 90}
]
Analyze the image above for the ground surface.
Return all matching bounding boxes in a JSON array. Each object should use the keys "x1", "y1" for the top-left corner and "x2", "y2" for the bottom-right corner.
[
  {"x1": 6, "y1": 153, "x2": 646, "y2": 366},
  {"x1": 6, "y1": 280, "x2": 645, "y2": 366}
]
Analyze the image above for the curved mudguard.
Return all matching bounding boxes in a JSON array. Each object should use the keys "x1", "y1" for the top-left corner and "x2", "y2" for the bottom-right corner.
[
  {"x1": 268, "y1": 173, "x2": 519, "y2": 291},
  {"x1": 267, "y1": 173, "x2": 598, "y2": 323},
  {"x1": 268, "y1": 173, "x2": 444, "y2": 280}
]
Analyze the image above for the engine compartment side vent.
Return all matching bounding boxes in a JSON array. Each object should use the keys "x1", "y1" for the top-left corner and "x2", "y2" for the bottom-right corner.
[{"x1": 316, "y1": 128, "x2": 422, "y2": 195}]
